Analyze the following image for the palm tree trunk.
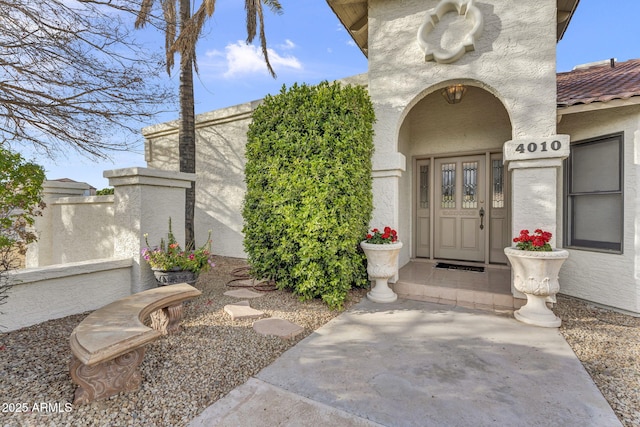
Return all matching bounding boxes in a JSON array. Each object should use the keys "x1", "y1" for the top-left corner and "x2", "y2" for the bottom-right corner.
[{"x1": 179, "y1": 0, "x2": 196, "y2": 249}]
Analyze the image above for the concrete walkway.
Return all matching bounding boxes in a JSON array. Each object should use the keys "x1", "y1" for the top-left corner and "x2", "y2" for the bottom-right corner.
[{"x1": 189, "y1": 298, "x2": 621, "y2": 427}]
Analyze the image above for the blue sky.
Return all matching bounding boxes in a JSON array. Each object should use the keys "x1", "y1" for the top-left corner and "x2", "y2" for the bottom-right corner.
[{"x1": 35, "y1": 0, "x2": 640, "y2": 189}]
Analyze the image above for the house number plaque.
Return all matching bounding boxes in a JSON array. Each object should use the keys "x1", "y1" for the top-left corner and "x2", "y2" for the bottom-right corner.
[{"x1": 504, "y1": 135, "x2": 570, "y2": 162}]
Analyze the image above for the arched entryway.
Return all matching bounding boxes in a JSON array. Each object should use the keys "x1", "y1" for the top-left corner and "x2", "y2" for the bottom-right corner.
[
  {"x1": 397, "y1": 83, "x2": 513, "y2": 266},
  {"x1": 393, "y1": 83, "x2": 520, "y2": 310}
]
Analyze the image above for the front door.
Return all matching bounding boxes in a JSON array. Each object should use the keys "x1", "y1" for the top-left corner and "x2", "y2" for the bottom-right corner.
[{"x1": 434, "y1": 155, "x2": 486, "y2": 262}]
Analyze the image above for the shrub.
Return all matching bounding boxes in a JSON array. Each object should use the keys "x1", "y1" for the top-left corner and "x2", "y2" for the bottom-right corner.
[
  {"x1": 96, "y1": 187, "x2": 114, "y2": 195},
  {"x1": 0, "y1": 148, "x2": 45, "y2": 312},
  {"x1": 243, "y1": 81, "x2": 375, "y2": 309}
]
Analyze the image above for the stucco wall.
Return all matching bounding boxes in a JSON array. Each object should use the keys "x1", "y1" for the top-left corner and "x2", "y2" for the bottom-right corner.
[
  {"x1": 50, "y1": 196, "x2": 115, "y2": 264},
  {"x1": 27, "y1": 169, "x2": 193, "y2": 295},
  {"x1": 403, "y1": 87, "x2": 512, "y2": 157},
  {"x1": 2, "y1": 258, "x2": 132, "y2": 332},
  {"x1": 144, "y1": 102, "x2": 258, "y2": 258},
  {"x1": 557, "y1": 105, "x2": 640, "y2": 314},
  {"x1": 367, "y1": 0, "x2": 558, "y2": 264},
  {"x1": 397, "y1": 121, "x2": 413, "y2": 263},
  {"x1": 368, "y1": 0, "x2": 557, "y2": 143}
]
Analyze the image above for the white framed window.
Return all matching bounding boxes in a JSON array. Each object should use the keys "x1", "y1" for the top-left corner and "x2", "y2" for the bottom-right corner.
[{"x1": 565, "y1": 133, "x2": 623, "y2": 253}]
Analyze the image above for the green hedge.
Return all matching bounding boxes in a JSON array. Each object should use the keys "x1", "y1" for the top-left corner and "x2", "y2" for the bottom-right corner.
[{"x1": 243, "y1": 81, "x2": 375, "y2": 309}]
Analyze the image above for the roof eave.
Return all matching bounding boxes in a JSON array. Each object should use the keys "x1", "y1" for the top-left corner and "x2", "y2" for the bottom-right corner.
[
  {"x1": 327, "y1": 0, "x2": 369, "y2": 58},
  {"x1": 557, "y1": 96, "x2": 640, "y2": 122},
  {"x1": 557, "y1": 0, "x2": 581, "y2": 41}
]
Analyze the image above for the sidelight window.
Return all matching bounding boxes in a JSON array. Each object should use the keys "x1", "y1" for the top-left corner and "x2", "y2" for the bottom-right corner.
[
  {"x1": 420, "y1": 164, "x2": 429, "y2": 209},
  {"x1": 492, "y1": 160, "x2": 504, "y2": 208}
]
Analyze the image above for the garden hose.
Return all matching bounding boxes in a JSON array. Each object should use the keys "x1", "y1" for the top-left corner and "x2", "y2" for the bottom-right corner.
[{"x1": 225, "y1": 266, "x2": 277, "y2": 292}]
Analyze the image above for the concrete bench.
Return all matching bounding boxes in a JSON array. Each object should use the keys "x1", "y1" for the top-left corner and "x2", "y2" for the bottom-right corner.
[{"x1": 69, "y1": 283, "x2": 201, "y2": 405}]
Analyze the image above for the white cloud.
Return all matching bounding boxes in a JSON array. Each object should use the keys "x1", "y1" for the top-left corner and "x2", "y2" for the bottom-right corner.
[
  {"x1": 206, "y1": 49, "x2": 224, "y2": 58},
  {"x1": 208, "y1": 40, "x2": 302, "y2": 78},
  {"x1": 279, "y1": 39, "x2": 296, "y2": 50}
]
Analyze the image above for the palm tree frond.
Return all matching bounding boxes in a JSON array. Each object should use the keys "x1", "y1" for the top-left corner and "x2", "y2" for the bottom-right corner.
[
  {"x1": 135, "y1": 0, "x2": 154, "y2": 28},
  {"x1": 262, "y1": 0, "x2": 283, "y2": 15},
  {"x1": 245, "y1": 0, "x2": 258, "y2": 44},
  {"x1": 243, "y1": 0, "x2": 276, "y2": 78},
  {"x1": 203, "y1": 0, "x2": 216, "y2": 17},
  {"x1": 257, "y1": 0, "x2": 276, "y2": 78},
  {"x1": 162, "y1": 0, "x2": 177, "y2": 73}
]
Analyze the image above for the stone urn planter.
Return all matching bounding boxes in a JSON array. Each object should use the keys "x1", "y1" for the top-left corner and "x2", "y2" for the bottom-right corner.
[
  {"x1": 361, "y1": 241, "x2": 403, "y2": 303},
  {"x1": 152, "y1": 268, "x2": 197, "y2": 286},
  {"x1": 504, "y1": 247, "x2": 569, "y2": 327}
]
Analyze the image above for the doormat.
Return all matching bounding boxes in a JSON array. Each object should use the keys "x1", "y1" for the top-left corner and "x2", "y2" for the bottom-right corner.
[{"x1": 435, "y1": 262, "x2": 485, "y2": 273}]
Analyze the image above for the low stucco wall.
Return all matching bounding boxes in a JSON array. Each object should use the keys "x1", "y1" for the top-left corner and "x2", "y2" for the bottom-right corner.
[
  {"x1": 50, "y1": 195, "x2": 115, "y2": 264},
  {"x1": 2, "y1": 258, "x2": 132, "y2": 332}
]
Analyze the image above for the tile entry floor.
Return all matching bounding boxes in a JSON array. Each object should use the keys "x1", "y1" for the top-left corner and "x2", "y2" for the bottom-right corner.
[{"x1": 392, "y1": 260, "x2": 525, "y2": 312}]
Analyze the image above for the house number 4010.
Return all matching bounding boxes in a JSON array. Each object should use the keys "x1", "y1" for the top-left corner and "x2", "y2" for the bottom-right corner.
[{"x1": 515, "y1": 140, "x2": 562, "y2": 154}]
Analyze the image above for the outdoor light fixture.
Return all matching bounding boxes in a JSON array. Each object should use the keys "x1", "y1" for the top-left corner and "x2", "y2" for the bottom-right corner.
[{"x1": 442, "y1": 84, "x2": 467, "y2": 104}]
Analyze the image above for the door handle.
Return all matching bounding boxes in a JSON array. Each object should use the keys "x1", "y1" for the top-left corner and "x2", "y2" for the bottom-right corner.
[{"x1": 479, "y1": 207, "x2": 485, "y2": 230}]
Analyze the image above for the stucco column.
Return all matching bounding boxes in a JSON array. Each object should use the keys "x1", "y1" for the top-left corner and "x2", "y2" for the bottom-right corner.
[
  {"x1": 105, "y1": 167, "x2": 195, "y2": 293},
  {"x1": 371, "y1": 152, "x2": 406, "y2": 230},
  {"x1": 504, "y1": 135, "x2": 570, "y2": 296},
  {"x1": 26, "y1": 180, "x2": 90, "y2": 268},
  {"x1": 371, "y1": 152, "x2": 407, "y2": 276}
]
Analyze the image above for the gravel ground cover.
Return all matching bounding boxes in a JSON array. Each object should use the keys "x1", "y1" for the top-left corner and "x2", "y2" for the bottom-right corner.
[
  {"x1": 0, "y1": 256, "x2": 638, "y2": 426},
  {"x1": 0, "y1": 257, "x2": 366, "y2": 427},
  {"x1": 555, "y1": 295, "x2": 640, "y2": 427}
]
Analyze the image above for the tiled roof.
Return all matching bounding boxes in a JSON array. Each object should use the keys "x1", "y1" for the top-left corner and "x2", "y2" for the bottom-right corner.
[{"x1": 557, "y1": 59, "x2": 640, "y2": 107}]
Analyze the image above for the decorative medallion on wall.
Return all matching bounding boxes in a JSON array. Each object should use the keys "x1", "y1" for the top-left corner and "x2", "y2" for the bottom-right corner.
[{"x1": 417, "y1": 0, "x2": 483, "y2": 64}]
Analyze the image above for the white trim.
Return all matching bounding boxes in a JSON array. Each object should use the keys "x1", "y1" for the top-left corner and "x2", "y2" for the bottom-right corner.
[
  {"x1": 557, "y1": 97, "x2": 640, "y2": 122},
  {"x1": 10, "y1": 257, "x2": 132, "y2": 284}
]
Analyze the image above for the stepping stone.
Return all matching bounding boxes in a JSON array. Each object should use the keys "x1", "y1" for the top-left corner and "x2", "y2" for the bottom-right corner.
[
  {"x1": 253, "y1": 318, "x2": 304, "y2": 339},
  {"x1": 224, "y1": 300, "x2": 265, "y2": 320},
  {"x1": 224, "y1": 289, "x2": 264, "y2": 299}
]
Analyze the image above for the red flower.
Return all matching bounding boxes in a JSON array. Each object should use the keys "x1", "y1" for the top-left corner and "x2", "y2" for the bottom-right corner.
[
  {"x1": 513, "y1": 229, "x2": 552, "y2": 251},
  {"x1": 365, "y1": 226, "x2": 399, "y2": 244}
]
